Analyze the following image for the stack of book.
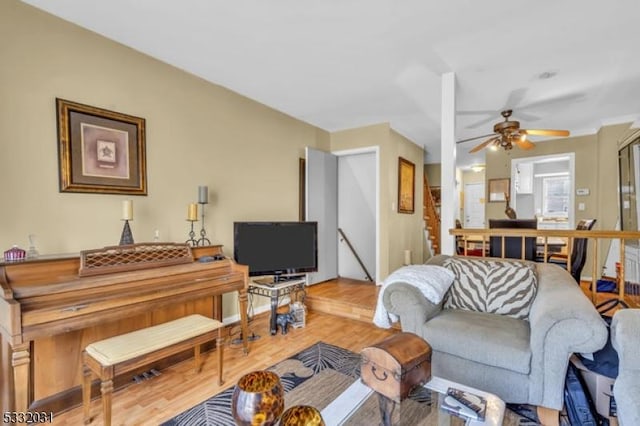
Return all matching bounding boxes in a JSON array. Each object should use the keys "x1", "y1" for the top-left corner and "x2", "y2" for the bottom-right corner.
[{"x1": 441, "y1": 387, "x2": 487, "y2": 421}]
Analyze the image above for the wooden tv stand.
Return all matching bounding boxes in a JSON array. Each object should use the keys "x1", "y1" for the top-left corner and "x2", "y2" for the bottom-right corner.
[{"x1": 249, "y1": 276, "x2": 306, "y2": 335}]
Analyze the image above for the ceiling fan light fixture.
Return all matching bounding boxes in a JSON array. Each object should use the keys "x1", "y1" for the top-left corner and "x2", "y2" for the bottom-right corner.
[{"x1": 464, "y1": 109, "x2": 569, "y2": 154}]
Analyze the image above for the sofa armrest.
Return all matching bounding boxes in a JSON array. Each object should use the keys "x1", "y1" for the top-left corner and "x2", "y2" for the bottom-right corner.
[
  {"x1": 529, "y1": 264, "x2": 607, "y2": 352},
  {"x1": 382, "y1": 283, "x2": 442, "y2": 333},
  {"x1": 527, "y1": 263, "x2": 608, "y2": 409},
  {"x1": 612, "y1": 309, "x2": 640, "y2": 371},
  {"x1": 612, "y1": 309, "x2": 640, "y2": 426}
]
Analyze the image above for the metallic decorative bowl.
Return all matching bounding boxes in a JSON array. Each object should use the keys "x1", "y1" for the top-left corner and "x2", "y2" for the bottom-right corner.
[
  {"x1": 280, "y1": 405, "x2": 325, "y2": 426},
  {"x1": 231, "y1": 370, "x2": 284, "y2": 426}
]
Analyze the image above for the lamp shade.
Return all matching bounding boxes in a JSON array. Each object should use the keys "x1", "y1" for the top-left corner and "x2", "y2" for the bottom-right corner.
[{"x1": 232, "y1": 370, "x2": 284, "y2": 426}]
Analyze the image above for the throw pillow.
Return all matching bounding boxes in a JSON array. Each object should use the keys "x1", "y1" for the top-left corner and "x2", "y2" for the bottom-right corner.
[{"x1": 442, "y1": 257, "x2": 538, "y2": 320}]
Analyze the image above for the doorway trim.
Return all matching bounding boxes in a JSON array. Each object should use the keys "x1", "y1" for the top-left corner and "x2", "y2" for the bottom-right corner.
[
  {"x1": 332, "y1": 146, "x2": 380, "y2": 283},
  {"x1": 510, "y1": 152, "x2": 575, "y2": 228}
]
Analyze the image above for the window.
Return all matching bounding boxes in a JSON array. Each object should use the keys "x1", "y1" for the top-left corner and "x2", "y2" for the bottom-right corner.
[{"x1": 542, "y1": 176, "x2": 570, "y2": 217}]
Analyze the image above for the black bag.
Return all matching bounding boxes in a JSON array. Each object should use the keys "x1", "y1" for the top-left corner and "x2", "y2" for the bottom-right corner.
[{"x1": 564, "y1": 362, "x2": 600, "y2": 426}]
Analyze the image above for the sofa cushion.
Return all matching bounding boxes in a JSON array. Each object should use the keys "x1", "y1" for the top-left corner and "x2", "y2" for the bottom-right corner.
[
  {"x1": 424, "y1": 309, "x2": 532, "y2": 374},
  {"x1": 443, "y1": 257, "x2": 538, "y2": 320}
]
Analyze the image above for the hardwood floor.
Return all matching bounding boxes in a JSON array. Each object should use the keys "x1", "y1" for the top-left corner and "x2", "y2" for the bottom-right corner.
[
  {"x1": 305, "y1": 277, "x2": 379, "y2": 322},
  {"x1": 48, "y1": 275, "x2": 628, "y2": 425},
  {"x1": 53, "y1": 279, "x2": 392, "y2": 425}
]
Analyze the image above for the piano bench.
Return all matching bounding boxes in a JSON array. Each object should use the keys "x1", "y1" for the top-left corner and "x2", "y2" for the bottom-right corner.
[{"x1": 81, "y1": 314, "x2": 225, "y2": 426}]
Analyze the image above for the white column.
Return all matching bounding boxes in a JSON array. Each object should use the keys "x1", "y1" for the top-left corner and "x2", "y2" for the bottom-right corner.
[{"x1": 440, "y1": 72, "x2": 456, "y2": 255}]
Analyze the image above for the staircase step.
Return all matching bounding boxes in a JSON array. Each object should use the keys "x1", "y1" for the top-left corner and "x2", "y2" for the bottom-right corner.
[{"x1": 306, "y1": 295, "x2": 374, "y2": 323}]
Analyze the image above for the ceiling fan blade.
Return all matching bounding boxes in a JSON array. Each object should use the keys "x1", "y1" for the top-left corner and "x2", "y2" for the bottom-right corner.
[
  {"x1": 457, "y1": 109, "x2": 496, "y2": 116},
  {"x1": 523, "y1": 129, "x2": 570, "y2": 137},
  {"x1": 469, "y1": 136, "x2": 499, "y2": 153},
  {"x1": 515, "y1": 137, "x2": 535, "y2": 150},
  {"x1": 464, "y1": 115, "x2": 497, "y2": 129},
  {"x1": 515, "y1": 111, "x2": 541, "y2": 121},
  {"x1": 519, "y1": 92, "x2": 586, "y2": 111},
  {"x1": 457, "y1": 133, "x2": 496, "y2": 144},
  {"x1": 504, "y1": 88, "x2": 528, "y2": 110}
]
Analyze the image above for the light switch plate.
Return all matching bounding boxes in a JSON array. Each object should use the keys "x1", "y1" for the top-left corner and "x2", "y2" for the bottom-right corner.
[{"x1": 576, "y1": 188, "x2": 590, "y2": 196}]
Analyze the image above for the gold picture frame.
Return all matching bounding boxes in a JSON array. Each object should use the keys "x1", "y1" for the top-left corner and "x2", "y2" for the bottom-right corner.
[
  {"x1": 398, "y1": 157, "x2": 415, "y2": 214},
  {"x1": 488, "y1": 178, "x2": 510, "y2": 202},
  {"x1": 56, "y1": 98, "x2": 147, "y2": 195}
]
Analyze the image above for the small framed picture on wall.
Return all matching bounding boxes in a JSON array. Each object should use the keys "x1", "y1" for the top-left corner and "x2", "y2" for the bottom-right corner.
[
  {"x1": 398, "y1": 157, "x2": 415, "y2": 213},
  {"x1": 488, "y1": 178, "x2": 510, "y2": 202}
]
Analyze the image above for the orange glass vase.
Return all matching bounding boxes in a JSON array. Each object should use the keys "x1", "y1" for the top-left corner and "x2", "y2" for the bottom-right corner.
[
  {"x1": 231, "y1": 370, "x2": 284, "y2": 426},
  {"x1": 280, "y1": 405, "x2": 325, "y2": 426}
]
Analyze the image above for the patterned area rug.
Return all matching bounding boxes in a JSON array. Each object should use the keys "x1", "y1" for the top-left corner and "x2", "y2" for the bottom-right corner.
[{"x1": 163, "y1": 342, "x2": 542, "y2": 425}]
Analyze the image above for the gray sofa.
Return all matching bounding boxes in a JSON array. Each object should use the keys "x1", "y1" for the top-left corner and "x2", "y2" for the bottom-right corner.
[
  {"x1": 382, "y1": 254, "x2": 608, "y2": 410},
  {"x1": 611, "y1": 309, "x2": 640, "y2": 426}
]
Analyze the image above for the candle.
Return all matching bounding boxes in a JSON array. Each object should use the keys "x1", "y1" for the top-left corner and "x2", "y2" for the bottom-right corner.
[
  {"x1": 198, "y1": 186, "x2": 208, "y2": 204},
  {"x1": 187, "y1": 203, "x2": 198, "y2": 221},
  {"x1": 404, "y1": 249, "x2": 411, "y2": 266},
  {"x1": 122, "y1": 200, "x2": 133, "y2": 221}
]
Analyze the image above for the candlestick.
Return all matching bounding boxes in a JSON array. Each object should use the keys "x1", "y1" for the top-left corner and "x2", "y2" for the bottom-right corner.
[
  {"x1": 122, "y1": 200, "x2": 133, "y2": 221},
  {"x1": 404, "y1": 249, "x2": 411, "y2": 266},
  {"x1": 119, "y1": 200, "x2": 134, "y2": 245},
  {"x1": 119, "y1": 220, "x2": 134, "y2": 245},
  {"x1": 198, "y1": 186, "x2": 209, "y2": 204},
  {"x1": 197, "y1": 202, "x2": 211, "y2": 246},
  {"x1": 185, "y1": 220, "x2": 198, "y2": 246},
  {"x1": 187, "y1": 203, "x2": 198, "y2": 221}
]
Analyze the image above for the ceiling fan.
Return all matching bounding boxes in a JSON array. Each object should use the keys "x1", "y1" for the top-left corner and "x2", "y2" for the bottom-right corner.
[{"x1": 457, "y1": 109, "x2": 570, "y2": 153}]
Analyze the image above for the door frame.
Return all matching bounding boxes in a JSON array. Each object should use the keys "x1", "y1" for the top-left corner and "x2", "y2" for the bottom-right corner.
[
  {"x1": 332, "y1": 146, "x2": 380, "y2": 283},
  {"x1": 510, "y1": 153, "x2": 575, "y2": 228}
]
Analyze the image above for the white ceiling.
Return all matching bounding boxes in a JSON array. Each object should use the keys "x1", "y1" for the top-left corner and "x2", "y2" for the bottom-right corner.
[{"x1": 22, "y1": 0, "x2": 640, "y2": 169}]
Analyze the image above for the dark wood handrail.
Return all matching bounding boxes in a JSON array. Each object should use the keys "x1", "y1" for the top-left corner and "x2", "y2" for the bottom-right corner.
[{"x1": 337, "y1": 228, "x2": 373, "y2": 282}]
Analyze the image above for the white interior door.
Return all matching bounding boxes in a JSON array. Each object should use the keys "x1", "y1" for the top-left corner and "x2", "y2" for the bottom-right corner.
[
  {"x1": 305, "y1": 147, "x2": 338, "y2": 285},
  {"x1": 464, "y1": 183, "x2": 485, "y2": 228}
]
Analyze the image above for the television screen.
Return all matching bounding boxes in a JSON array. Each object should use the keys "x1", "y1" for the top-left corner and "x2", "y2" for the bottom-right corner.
[{"x1": 233, "y1": 221, "x2": 318, "y2": 278}]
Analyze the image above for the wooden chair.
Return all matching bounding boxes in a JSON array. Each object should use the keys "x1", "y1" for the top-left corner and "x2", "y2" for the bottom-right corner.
[{"x1": 547, "y1": 219, "x2": 596, "y2": 283}]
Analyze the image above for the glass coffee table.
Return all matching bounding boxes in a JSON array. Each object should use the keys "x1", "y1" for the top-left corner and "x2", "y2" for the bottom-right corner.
[{"x1": 321, "y1": 376, "x2": 505, "y2": 425}]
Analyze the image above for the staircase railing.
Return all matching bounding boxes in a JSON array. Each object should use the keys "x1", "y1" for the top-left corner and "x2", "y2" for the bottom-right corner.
[
  {"x1": 449, "y1": 227, "x2": 640, "y2": 309},
  {"x1": 337, "y1": 228, "x2": 374, "y2": 282},
  {"x1": 423, "y1": 175, "x2": 441, "y2": 254}
]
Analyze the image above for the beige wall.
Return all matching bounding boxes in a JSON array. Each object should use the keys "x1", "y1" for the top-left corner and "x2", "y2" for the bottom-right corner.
[
  {"x1": 425, "y1": 163, "x2": 441, "y2": 187},
  {"x1": 483, "y1": 124, "x2": 632, "y2": 275},
  {"x1": 0, "y1": 1, "x2": 327, "y2": 318},
  {"x1": 329, "y1": 124, "x2": 425, "y2": 277},
  {"x1": 388, "y1": 130, "x2": 425, "y2": 268},
  {"x1": 485, "y1": 134, "x2": 599, "y2": 221},
  {"x1": 484, "y1": 125, "x2": 631, "y2": 225},
  {"x1": 1, "y1": 1, "x2": 425, "y2": 318}
]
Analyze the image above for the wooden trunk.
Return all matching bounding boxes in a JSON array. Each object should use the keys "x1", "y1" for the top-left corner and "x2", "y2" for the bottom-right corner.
[{"x1": 361, "y1": 332, "x2": 432, "y2": 403}]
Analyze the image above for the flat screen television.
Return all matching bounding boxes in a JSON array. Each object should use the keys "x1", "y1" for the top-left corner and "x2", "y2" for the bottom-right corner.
[{"x1": 233, "y1": 221, "x2": 318, "y2": 280}]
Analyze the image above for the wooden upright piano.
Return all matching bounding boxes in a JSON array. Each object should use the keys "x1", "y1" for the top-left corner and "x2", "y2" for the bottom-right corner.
[{"x1": 0, "y1": 243, "x2": 249, "y2": 413}]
